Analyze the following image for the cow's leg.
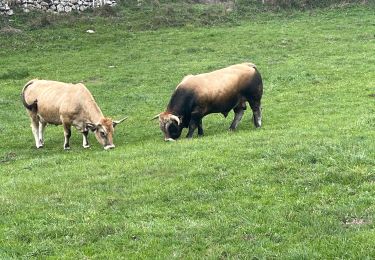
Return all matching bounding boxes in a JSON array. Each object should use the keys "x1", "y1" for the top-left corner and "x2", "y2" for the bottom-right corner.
[
  {"x1": 197, "y1": 119, "x2": 204, "y2": 137},
  {"x1": 38, "y1": 121, "x2": 47, "y2": 146},
  {"x1": 249, "y1": 98, "x2": 262, "y2": 128},
  {"x1": 186, "y1": 114, "x2": 201, "y2": 139},
  {"x1": 229, "y1": 101, "x2": 246, "y2": 131},
  {"x1": 29, "y1": 113, "x2": 43, "y2": 148},
  {"x1": 82, "y1": 130, "x2": 90, "y2": 148},
  {"x1": 63, "y1": 124, "x2": 72, "y2": 150}
]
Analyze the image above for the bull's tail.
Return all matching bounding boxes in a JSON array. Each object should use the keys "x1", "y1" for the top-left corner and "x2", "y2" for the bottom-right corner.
[{"x1": 21, "y1": 80, "x2": 38, "y2": 111}]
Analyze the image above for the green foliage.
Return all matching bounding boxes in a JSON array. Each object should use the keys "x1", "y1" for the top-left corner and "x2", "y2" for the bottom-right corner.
[
  {"x1": 0, "y1": 3, "x2": 374, "y2": 259},
  {"x1": 0, "y1": 68, "x2": 29, "y2": 80},
  {"x1": 236, "y1": 0, "x2": 371, "y2": 10}
]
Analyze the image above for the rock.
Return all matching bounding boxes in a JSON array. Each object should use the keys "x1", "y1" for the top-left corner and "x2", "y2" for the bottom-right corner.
[
  {"x1": 6, "y1": 9, "x2": 14, "y2": 15},
  {"x1": 86, "y1": 29, "x2": 95, "y2": 33},
  {"x1": 57, "y1": 3, "x2": 64, "y2": 11},
  {"x1": 64, "y1": 5, "x2": 71, "y2": 12}
]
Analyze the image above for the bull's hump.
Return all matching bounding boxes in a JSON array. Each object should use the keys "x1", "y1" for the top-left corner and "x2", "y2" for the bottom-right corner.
[{"x1": 177, "y1": 63, "x2": 257, "y2": 92}]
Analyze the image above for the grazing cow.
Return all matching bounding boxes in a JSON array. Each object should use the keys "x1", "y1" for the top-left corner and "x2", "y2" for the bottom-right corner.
[
  {"x1": 21, "y1": 79, "x2": 127, "y2": 150},
  {"x1": 154, "y1": 63, "x2": 263, "y2": 141}
]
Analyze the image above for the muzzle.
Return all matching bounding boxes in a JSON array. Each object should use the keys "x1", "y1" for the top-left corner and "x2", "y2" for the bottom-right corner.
[{"x1": 104, "y1": 144, "x2": 115, "y2": 150}]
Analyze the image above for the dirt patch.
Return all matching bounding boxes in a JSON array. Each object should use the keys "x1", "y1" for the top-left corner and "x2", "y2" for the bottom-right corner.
[
  {"x1": 343, "y1": 218, "x2": 369, "y2": 226},
  {"x1": 0, "y1": 25, "x2": 23, "y2": 34}
]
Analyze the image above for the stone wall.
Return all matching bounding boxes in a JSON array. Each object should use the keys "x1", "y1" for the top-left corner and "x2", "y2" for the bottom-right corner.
[
  {"x1": 0, "y1": 0, "x2": 116, "y2": 16},
  {"x1": 0, "y1": 1, "x2": 14, "y2": 15}
]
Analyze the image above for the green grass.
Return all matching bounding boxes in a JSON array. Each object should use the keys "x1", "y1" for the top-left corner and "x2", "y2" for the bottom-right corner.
[{"x1": 1, "y1": 2, "x2": 375, "y2": 258}]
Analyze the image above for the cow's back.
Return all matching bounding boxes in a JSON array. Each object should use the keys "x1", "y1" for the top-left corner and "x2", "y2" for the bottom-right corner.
[{"x1": 24, "y1": 80, "x2": 92, "y2": 124}]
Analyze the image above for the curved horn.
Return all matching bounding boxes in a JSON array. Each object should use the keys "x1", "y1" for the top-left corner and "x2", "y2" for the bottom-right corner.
[
  {"x1": 169, "y1": 114, "x2": 180, "y2": 125},
  {"x1": 113, "y1": 116, "x2": 128, "y2": 127},
  {"x1": 151, "y1": 114, "x2": 160, "y2": 121}
]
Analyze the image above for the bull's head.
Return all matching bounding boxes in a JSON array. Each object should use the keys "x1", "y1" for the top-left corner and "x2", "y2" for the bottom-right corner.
[
  {"x1": 153, "y1": 112, "x2": 182, "y2": 141},
  {"x1": 87, "y1": 117, "x2": 127, "y2": 150}
]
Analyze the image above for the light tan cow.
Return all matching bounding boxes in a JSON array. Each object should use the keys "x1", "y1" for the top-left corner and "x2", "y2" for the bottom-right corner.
[{"x1": 21, "y1": 79, "x2": 127, "y2": 150}]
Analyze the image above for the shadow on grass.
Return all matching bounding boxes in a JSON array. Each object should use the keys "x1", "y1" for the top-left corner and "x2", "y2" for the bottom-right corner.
[{"x1": 0, "y1": 68, "x2": 30, "y2": 80}]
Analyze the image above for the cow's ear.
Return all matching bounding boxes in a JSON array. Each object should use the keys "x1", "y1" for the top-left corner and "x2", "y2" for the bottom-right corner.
[
  {"x1": 86, "y1": 123, "x2": 97, "y2": 132},
  {"x1": 113, "y1": 116, "x2": 128, "y2": 128}
]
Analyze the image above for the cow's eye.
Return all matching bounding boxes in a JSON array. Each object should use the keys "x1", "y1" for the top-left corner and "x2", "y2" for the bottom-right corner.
[{"x1": 100, "y1": 131, "x2": 106, "y2": 137}]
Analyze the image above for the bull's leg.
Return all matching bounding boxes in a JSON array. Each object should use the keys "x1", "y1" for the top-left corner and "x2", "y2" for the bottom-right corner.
[
  {"x1": 186, "y1": 121, "x2": 197, "y2": 138},
  {"x1": 249, "y1": 99, "x2": 262, "y2": 128},
  {"x1": 229, "y1": 102, "x2": 246, "y2": 131},
  {"x1": 63, "y1": 124, "x2": 72, "y2": 150},
  {"x1": 38, "y1": 121, "x2": 47, "y2": 146},
  {"x1": 29, "y1": 113, "x2": 43, "y2": 148},
  {"x1": 82, "y1": 130, "x2": 90, "y2": 148},
  {"x1": 197, "y1": 119, "x2": 204, "y2": 137},
  {"x1": 186, "y1": 114, "x2": 201, "y2": 139}
]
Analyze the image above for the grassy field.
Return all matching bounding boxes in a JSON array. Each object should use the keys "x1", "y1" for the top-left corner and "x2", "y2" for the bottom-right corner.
[{"x1": 0, "y1": 2, "x2": 374, "y2": 258}]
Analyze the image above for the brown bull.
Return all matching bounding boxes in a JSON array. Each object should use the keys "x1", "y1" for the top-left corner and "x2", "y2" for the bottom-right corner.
[
  {"x1": 21, "y1": 79, "x2": 127, "y2": 150},
  {"x1": 154, "y1": 63, "x2": 263, "y2": 141}
]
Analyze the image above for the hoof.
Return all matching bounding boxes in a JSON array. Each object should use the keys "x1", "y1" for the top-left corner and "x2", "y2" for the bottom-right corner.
[
  {"x1": 64, "y1": 146, "x2": 71, "y2": 150},
  {"x1": 83, "y1": 145, "x2": 91, "y2": 149}
]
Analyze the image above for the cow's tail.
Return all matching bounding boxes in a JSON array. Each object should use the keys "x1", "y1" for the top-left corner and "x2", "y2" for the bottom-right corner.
[{"x1": 21, "y1": 80, "x2": 38, "y2": 111}]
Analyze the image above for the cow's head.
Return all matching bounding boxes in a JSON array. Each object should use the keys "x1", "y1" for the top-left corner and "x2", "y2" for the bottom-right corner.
[
  {"x1": 153, "y1": 112, "x2": 182, "y2": 141},
  {"x1": 87, "y1": 117, "x2": 127, "y2": 150}
]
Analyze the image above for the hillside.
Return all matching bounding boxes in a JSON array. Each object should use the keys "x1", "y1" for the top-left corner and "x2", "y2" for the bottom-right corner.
[{"x1": 0, "y1": 2, "x2": 374, "y2": 258}]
